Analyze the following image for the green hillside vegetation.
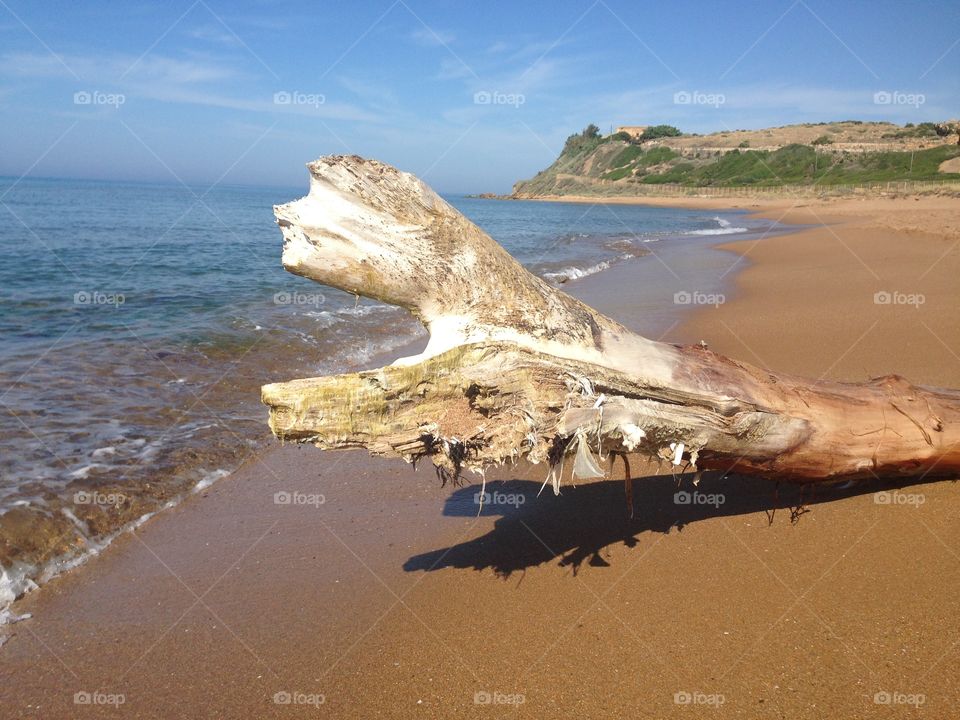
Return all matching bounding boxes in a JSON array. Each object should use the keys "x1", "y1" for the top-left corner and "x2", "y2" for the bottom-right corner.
[
  {"x1": 882, "y1": 122, "x2": 942, "y2": 139},
  {"x1": 637, "y1": 144, "x2": 960, "y2": 186},
  {"x1": 512, "y1": 121, "x2": 960, "y2": 197}
]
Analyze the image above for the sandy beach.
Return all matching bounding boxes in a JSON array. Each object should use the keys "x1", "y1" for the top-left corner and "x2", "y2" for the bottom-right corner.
[{"x1": 2, "y1": 195, "x2": 959, "y2": 719}]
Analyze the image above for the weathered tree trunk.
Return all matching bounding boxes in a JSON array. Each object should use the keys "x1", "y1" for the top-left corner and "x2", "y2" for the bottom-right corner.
[{"x1": 262, "y1": 156, "x2": 960, "y2": 487}]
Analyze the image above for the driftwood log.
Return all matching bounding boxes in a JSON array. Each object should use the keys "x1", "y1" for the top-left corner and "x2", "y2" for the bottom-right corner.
[{"x1": 262, "y1": 156, "x2": 960, "y2": 490}]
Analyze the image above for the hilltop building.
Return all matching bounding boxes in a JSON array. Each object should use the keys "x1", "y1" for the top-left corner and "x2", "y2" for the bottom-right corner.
[{"x1": 615, "y1": 126, "x2": 647, "y2": 139}]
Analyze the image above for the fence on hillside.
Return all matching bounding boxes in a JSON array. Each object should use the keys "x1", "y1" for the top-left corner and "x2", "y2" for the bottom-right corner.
[{"x1": 601, "y1": 179, "x2": 960, "y2": 198}]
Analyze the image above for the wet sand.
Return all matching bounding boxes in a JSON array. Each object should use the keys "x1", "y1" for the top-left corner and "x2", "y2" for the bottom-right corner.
[{"x1": 2, "y1": 196, "x2": 959, "y2": 718}]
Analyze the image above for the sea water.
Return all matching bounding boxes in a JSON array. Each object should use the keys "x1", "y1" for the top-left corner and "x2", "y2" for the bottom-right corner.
[{"x1": 0, "y1": 177, "x2": 779, "y2": 610}]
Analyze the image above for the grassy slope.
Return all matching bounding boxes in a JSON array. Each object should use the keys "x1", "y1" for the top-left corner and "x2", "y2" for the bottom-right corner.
[{"x1": 513, "y1": 122, "x2": 960, "y2": 196}]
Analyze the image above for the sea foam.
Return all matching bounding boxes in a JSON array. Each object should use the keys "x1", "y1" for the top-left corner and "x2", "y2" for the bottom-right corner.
[{"x1": 686, "y1": 216, "x2": 749, "y2": 236}]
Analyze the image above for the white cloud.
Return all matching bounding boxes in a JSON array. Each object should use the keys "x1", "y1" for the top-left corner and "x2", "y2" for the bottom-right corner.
[
  {"x1": 409, "y1": 26, "x2": 456, "y2": 47},
  {"x1": 436, "y1": 56, "x2": 475, "y2": 81},
  {"x1": 337, "y1": 75, "x2": 403, "y2": 114},
  {"x1": 0, "y1": 51, "x2": 383, "y2": 121},
  {"x1": 0, "y1": 51, "x2": 238, "y2": 85},
  {"x1": 185, "y1": 25, "x2": 243, "y2": 47}
]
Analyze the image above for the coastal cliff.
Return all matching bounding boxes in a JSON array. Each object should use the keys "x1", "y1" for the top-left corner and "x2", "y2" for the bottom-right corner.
[{"x1": 512, "y1": 120, "x2": 960, "y2": 198}]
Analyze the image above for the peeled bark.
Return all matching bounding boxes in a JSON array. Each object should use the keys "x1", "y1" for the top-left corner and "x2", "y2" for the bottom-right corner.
[{"x1": 262, "y1": 155, "x2": 960, "y2": 486}]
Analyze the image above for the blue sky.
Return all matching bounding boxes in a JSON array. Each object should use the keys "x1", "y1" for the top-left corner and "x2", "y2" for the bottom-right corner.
[{"x1": 0, "y1": 0, "x2": 957, "y2": 193}]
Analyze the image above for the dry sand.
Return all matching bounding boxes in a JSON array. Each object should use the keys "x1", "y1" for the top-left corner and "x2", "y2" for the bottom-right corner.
[{"x1": 2, "y1": 196, "x2": 959, "y2": 719}]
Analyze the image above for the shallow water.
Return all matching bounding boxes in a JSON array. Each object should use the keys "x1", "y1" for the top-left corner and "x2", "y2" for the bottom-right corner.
[{"x1": 0, "y1": 177, "x2": 780, "y2": 609}]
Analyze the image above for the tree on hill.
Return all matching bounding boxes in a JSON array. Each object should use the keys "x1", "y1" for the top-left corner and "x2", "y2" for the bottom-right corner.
[
  {"x1": 563, "y1": 124, "x2": 603, "y2": 154},
  {"x1": 641, "y1": 125, "x2": 681, "y2": 140}
]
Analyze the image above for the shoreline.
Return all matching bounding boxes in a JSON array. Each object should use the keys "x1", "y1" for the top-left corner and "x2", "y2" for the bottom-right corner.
[
  {"x1": 3, "y1": 194, "x2": 960, "y2": 718},
  {"x1": 0, "y1": 202, "x2": 778, "y2": 621},
  {"x1": 500, "y1": 191, "x2": 960, "y2": 237},
  {"x1": 0, "y1": 202, "x2": 779, "y2": 617},
  {"x1": 0, "y1": 328, "x2": 429, "y2": 622}
]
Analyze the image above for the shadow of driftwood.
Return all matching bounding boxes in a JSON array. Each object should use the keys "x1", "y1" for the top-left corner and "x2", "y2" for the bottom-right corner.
[{"x1": 404, "y1": 473, "x2": 950, "y2": 576}]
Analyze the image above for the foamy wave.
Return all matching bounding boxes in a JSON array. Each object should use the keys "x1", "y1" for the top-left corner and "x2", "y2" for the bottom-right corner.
[
  {"x1": 329, "y1": 329, "x2": 426, "y2": 372},
  {"x1": 540, "y1": 242, "x2": 658, "y2": 283},
  {"x1": 68, "y1": 464, "x2": 107, "y2": 480},
  {"x1": 298, "y1": 304, "x2": 406, "y2": 343},
  {"x1": 687, "y1": 227, "x2": 749, "y2": 236},
  {"x1": 0, "y1": 460, "x2": 236, "y2": 620},
  {"x1": 0, "y1": 565, "x2": 37, "y2": 621},
  {"x1": 686, "y1": 216, "x2": 748, "y2": 236},
  {"x1": 543, "y1": 259, "x2": 613, "y2": 284},
  {"x1": 0, "y1": 497, "x2": 187, "y2": 622},
  {"x1": 91, "y1": 445, "x2": 117, "y2": 460},
  {"x1": 193, "y1": 468, "x2": 230, "y2": 493},
  {"x1": 335, "y1": 303, "x2": 399, "y2": 318}
]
